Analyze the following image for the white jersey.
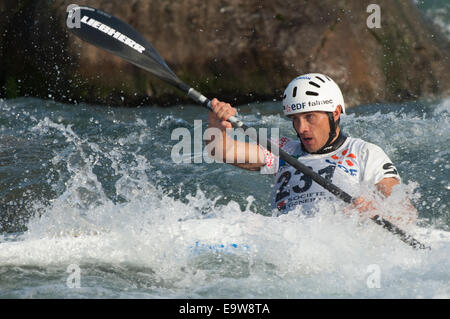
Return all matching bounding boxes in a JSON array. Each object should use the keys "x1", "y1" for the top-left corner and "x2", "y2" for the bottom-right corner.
[{"x1": 260, "y1": 136, "x2": 401, "y2": 215}]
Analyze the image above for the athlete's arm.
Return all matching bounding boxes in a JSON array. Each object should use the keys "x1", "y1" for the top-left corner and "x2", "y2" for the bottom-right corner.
[
  {"x1": 376, "y1": 177, "x2": 418, "y2": 224},
  {"x1": 353, "y1": 177, "x2": 418, "y2": 225},
  {"x1": 376, "y1": 177, "x2": 399, "y2": 197},
  {"x1": 206, "y1": 98, "x2": 265, "y2": 170}
]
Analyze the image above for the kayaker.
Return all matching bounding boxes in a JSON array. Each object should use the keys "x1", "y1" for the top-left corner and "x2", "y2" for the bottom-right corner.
[{"x1": 206, "y1": 73, "x2": 417, "y2": 225}]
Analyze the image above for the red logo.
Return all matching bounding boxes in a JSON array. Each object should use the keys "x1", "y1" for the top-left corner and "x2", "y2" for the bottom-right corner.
[
  {"x1": 330, "y1": 149, "x2": 357, "y2": 167},
  {"x1": 326, "y1": 149, "x2": 358, "y2": 176}
]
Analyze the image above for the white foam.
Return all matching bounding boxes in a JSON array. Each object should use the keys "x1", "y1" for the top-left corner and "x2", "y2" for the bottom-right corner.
[
  {"x1": 1, "y1": 102, "x2": 449, "y2": 298},
  {"x1": 1, "y1": 185, "x2": 448, "y2": 297}
]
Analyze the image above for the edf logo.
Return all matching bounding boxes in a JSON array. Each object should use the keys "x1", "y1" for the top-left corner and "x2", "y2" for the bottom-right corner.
[{"x1": 291, "y1": 102, "x2": 305, "y2": 111}]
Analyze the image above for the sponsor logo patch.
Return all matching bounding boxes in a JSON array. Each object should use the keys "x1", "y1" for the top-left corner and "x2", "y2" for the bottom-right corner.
[
  {"x1": 325, "y1": 148, "x2": 358, "y2": 176},
  {"x1": 81, "y1": 16, "x2": 146, "y2": 53}
]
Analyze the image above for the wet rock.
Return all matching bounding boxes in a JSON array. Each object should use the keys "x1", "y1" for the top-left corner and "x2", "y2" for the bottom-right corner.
[{"x1": 0, "y1": 0, "x2": 449, "y2": 108}]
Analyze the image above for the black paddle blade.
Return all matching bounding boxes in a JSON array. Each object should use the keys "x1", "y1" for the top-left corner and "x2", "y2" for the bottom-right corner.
[{"x1": 66, "y1": 5, "x2": 188, "y2": 92}]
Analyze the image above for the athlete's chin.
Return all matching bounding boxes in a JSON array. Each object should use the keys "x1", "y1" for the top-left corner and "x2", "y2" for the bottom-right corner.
[
  {"x1": 304, "y1": 145, "x2": 319, "y2": 153},
  {"x1": 301, "y1": 139, "x2": 319, "y2": 152}
]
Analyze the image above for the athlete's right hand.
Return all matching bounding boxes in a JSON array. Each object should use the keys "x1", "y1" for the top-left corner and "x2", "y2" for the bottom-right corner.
[{"x1": 208, "y1": 98, "x2": 237, "y2": 131}]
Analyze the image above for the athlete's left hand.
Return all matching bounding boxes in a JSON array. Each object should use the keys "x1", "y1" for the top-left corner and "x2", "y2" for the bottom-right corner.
[{"x1": 348, "y1": 197, "x2": 378, "y2": 219}]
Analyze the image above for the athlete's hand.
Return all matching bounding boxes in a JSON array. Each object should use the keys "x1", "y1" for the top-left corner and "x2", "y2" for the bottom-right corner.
[
  {"x1": 342, "y1": 197, "x2": 377, "y2": 219},
  {"x1": 352, "y1": 197, "x2": 377, "y2": 218},
  {"x1": 208, "y1": 98, "x2": 237, "y2": 131}
]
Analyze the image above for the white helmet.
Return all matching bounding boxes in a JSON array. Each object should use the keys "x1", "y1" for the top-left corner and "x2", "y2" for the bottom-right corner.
[{"x1": 282, "y1": 73, "x2": 345, "y2": 116}]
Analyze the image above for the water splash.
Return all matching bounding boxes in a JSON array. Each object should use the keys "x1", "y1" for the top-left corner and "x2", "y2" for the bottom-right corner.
[{"x1": 0, "y1": 97, "x2": 449, "y2": 298}]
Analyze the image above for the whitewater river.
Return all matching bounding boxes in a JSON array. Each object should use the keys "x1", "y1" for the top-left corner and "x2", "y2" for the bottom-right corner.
[{"x1": 0, "y1": 97, "x2": 448, "y2": 298}]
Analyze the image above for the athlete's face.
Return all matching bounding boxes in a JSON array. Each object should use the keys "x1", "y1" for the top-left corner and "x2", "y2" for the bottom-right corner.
[{"x1": 290, "y1": 110, "x2": 340, "y2": 153}]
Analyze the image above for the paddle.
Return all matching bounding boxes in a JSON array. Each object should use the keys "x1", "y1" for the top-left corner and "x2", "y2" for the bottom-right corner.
[{"x1": 65, "y1": 5, "x2": 430, "y2": 250}]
